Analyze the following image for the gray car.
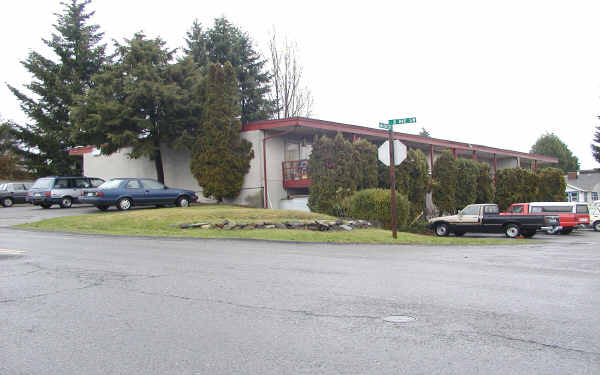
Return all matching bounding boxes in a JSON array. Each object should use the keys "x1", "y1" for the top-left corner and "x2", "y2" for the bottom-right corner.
[
  {"x1": 0, "y1": 182, "x2": 33, "y2": 207},
  {"x1": 26, "y1": 176, "x2": 105, "y2": 208}
]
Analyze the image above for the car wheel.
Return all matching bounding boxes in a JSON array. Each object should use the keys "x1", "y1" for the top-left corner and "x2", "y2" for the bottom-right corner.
[
  {"x1": 60, "y1": 196, "x2": 72, "y2": 208},
  {"x1": 504, "y1": 224, "x2": 520, "y2": 238},
  {"x1": 97, "y1": 205, "x2": 109, "y2": 211},
  {"x1": 117, "y1": 198, "x2": 132, "y2": 211},
  {"x1": 594, "y1": 221, "x2": 600, "y2": 232},
  {"x1": 435, "y1": 223, "x2": 449, "y2": 237},
  {"x1": 41, "y1": 203, "x2": 52, "y2": 209},
  {"x1": 176, "y1": 196, "x2": 190, "y2": 208},
  {"x1": 1, "y1": 197, "x2": 14, "y2": 207},
  {"x1": 454, "y1": 231, "x2": 465, "y2": 237}
]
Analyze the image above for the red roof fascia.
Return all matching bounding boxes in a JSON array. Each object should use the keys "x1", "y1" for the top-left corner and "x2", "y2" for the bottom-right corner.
[
  {"x1": 242, "y1": 117, "x2": 558, "y2": 163},
  {"x1": 68, "y1": 146, "x2": 94, "y2": 155}
]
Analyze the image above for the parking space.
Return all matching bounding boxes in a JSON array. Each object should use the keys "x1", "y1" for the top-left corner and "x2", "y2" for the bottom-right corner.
[{"x1": 0, "y1": 204, "x2": 100, "y2": 227}]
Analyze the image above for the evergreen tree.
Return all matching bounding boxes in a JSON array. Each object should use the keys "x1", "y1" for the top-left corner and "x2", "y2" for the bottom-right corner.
[
  {"x1": 537, "y1": 167, "x2": 567, "y2": 202},
  {"x1": 72, "y1": 33, "x2": 202, "y2": 183},
  {"x1": 353, "y1": 139, "x2": 378, "y2": 190},
  {"x1": 7, "y1": 0, "x2": 106, "y2": 176},
  {"x1": 455, "y1": 158, "x2": 479, "y2": 209},
  {"x1": 395, "y1": 149, "x2": 430, "y2": 219},
  {"x1": 475, "y1": 162, "x2": 494, "y2": 203},
  {"x1": 530, "y1": 133, "x2": 580, "y2": 173},
  {"x1": 432, "y1": 150, "x2": 457, "y2": 214},
  {"x1": 190, "y1": 62, "x2": 253, "y2": 201},
  {"x1": 494, "y1": 168, "x2": 539, "y2": 211},
  {"x1": 308, "y1": 132, "x2": 357, "y2": 215},
  {"x1": 593, "y1": 120, "x2": 600, "y2": 164},
  {"x1": 419, "y1": 128, "x2": 431, "y2": 138},
  {"x1": 184, "y1": 17, "x2": 273, "y2": 123}
]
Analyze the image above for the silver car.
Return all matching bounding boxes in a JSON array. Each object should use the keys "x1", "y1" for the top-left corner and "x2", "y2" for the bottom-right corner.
[{"x1": 27, "y1": 176, "x2": 105, "y2": 208}]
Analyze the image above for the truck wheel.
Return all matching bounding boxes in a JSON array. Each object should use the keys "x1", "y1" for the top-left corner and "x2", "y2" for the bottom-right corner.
[
  {"x1": 435, "y1": 223, "x2": 449, "y2": 237},
  {"x1": 504, "y1": 224, "x2": 520, "y2": 238},
  {"x1": 594, "y1": 221, "x2": 600, "y2": 232},
  {"x1": 560, "y1": 227, "x2": 573, "y2": 235}
]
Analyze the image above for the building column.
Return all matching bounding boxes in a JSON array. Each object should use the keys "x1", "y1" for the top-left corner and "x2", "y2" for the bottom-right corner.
[
  {"x1": 452, "y1": 148, "x2": 457, "y2": 158},
  {"x1": 430, "y1": 144, "x2": 434, "y2": 177},
  {"x1": 534, "y1": 160, "x2": 538, "y2": 173},
  {"x1": 472, "y1": 150, "x2": 477, "y2": 161},
  {"x1": 517, "y1": 156, "x2": 521, "y2": 168}
]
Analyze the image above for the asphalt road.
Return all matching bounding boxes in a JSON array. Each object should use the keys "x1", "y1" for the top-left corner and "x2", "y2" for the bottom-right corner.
[{"x1": 1, "y1": 207, "x2": 599, "y2": 374}]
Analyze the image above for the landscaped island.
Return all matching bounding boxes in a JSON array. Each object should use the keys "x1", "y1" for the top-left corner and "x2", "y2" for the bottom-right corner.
[{"x1": 16, "y1": 205, "x2": 523, "y2": 245}]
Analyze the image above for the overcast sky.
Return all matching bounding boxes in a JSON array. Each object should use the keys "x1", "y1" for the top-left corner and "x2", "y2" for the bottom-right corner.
[{"x1": 2, "y1": 0, "x2": 599, "y2": 169}]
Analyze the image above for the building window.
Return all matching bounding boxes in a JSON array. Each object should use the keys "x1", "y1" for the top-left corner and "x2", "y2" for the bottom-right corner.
[
  {"x1": 593, "y1": 192, "x2": 599, "y2": 201},
  {"x1": 567, "y1": 191, "x2": 579, "y2": 202}
]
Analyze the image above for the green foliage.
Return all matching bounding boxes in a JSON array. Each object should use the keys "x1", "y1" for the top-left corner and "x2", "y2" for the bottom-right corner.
[
  {"x1": 593, "y1": 120, "x2": 600, "y2": 164},
  {"x1": 476, "y1": 162, "x2": 495, "y2": 203},
  {"x1": 184, "y1": 17, "x2": 273, "y2": 123},
  {"x1": 455, "y1": 158, "x2": 479, "y2": 209},
  {"x1": 419, "y1": 128, "x2": 431, "y2": 138},
  {"x1": 72, "y1": 33, "x2": 203, "y2": 183},
  {"x1": 494, "y1": 168, "x2": 539, "y2": 211},
  {"x1": 348, "y1": 188, "x2": 410, "y2": 229},
  {"x1": 537, "y1": 167, "x2": 567, "y2": 202},
  {"x1": 353, "y1": 139, "x2": 378, "y2": 190},
  {"x1": 432, "y1": 150, "x2": 457, "y2": 214},
  {"x1": 530, "y1": 133, "x2": 580, "y2": 173},
  {"x1": 190, "y1": 62, "x2": 253, "y2": 201},
  {"x1": 6, "y1": 0, "x2": 105, "y2": 176},
  {"x1": 308, "y1": 133, "x2": 358, "y2": 215},
  {"x1": 395, "y1": 149, "x2": 430, "y2": 219}
]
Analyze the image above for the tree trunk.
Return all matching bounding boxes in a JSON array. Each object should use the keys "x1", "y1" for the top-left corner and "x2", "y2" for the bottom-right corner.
[{"x1": 154, "y1": 148, "x2": 165, "y2": 184}]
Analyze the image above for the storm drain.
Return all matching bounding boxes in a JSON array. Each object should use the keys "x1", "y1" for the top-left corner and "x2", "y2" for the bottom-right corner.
[{"x1": 383, "y1": 315, "x2": 416, "y2": 323}]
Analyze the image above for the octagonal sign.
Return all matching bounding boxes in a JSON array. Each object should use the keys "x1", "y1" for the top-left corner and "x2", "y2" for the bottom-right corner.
[{"x1": 378, "y1": 140, "x2": 407, "y2": 166}]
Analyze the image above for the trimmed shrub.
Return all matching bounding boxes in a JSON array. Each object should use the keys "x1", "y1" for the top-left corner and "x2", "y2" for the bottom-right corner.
[
  {"x1": 455, "y1": 158, "x2": 479, "y2": 210},
  {"x1": 349, "y1": 188, "x2": 410, "y2": 229},
  {"x1": 537, "y1": 167, "x2": 566, "y2": 202},
  {"x1": 432, "y1": 150, "x2": 457, "y2": 214},
  {"x1": 353, "y1": 139, "x2": 378, "y2": 190},
  {"x1": 396, "y1": 149, "x2": 430, "y2": 220},
  {"x1": 476, "y1": 162, "x2": 495, "y2": 203},
  {"x1": 494, "y1": 168, "x2": 539, "y2": 210}
]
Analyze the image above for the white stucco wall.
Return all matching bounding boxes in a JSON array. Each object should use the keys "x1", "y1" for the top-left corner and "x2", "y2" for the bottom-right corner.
[
  {"x1": 496, "y1": 157, "x2": 518, "y2": 169},
  {"x1": 227, "y1": 130, "x2": 265, "y2": 207},
  {"x1": 83, "y1": 147, "x2": 157, "y2": 182}
]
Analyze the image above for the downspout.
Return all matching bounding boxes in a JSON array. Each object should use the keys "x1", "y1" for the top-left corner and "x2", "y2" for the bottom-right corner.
[{"x1": 262, "y1": 127, "x2": 297, "y2": 209}]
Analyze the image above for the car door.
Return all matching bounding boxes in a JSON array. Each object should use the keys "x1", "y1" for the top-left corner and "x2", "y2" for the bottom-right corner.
[
  {"x1": 140, "y1": 179, "x2": 172, "y2": 205},
  {"x1": 456, "y1": 205, "x2": 481, "y2": 231},
  {"x1": 123, "y1": 179, "x2": 146, "y2": 205},
  {"x1": 73, "y1": 178, "x2": 92, "y2": 201},
  {"x1": 13, "y1": 184, "x2": 28, "y2": 203}
]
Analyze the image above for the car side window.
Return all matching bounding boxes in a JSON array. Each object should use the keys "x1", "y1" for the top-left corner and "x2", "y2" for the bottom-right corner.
[
  {"x1": 74, "y1": 178, "x2": 91, "y2": 188},
  {"x1": 141, "y1": 180, "x2": 165, "y2": 190},
  {"x1": 510, "y1": 206, "x2": 523, "y2": 213},
  {"x1": 484, "y1": 206, "x2": 499, "y2": 214},
  {"x1": 90, "y1": 178, "x2": 104, "y2": 187},
  {"x1": 126, "y1": 180, "x2": 141, "y2": 189},
  {"x1": 54, "y1": 179, "x2": 70, "y2": 189},
  {"x1": 461, "y1": 205, "x2": 479, "y2": 215},
  {"x1": 13, "y1": 184, "x2": 25, "y2": 191}
]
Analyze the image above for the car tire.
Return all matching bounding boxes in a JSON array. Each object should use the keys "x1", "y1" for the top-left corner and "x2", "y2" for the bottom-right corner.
[
  {"x1": 41, "y1": 203, "x2": 52, "y2": 209},
  {"x1": 504, "y1": 224, "x2": 520, "y2": 238},
  {"x1": 454, "y1": 231, "x2": 465, "y2": 237},
  {"x1": 1, "y1": 197, "x2": 14, "y2": 207},
  {"x1": 117, "y1": 198, "x2": 132, "y2": 211},
  {"x1": 594, "y1": 221, "x2": 600, "y2": 232},
  {"x1": 176, "y1": 196, "x2": 190, "y2": 208},
  {"x1": 97, "y1": 205, "x2": 109, "y2": 211},
  {"x1": 60, "y1": 197, "x2": 72, "y2": 208},
  {"x1": 435, "y1": 223, "x2": 449, "y2": 237}
]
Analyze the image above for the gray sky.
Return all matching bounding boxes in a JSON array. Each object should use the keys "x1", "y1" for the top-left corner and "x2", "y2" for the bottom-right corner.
[{"x1": 2, "y1": 0, "x2": 599, "y2": 169}]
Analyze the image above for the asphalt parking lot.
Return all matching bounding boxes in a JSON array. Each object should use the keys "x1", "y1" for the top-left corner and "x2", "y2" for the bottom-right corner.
[{"x1": 0, "y1": 203, "x2": 99, "y2": 227}]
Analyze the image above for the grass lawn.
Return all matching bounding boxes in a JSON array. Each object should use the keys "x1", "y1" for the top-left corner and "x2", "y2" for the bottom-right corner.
[{"x1": 16, "y1": 205, "x2": 522, "y2": 245}]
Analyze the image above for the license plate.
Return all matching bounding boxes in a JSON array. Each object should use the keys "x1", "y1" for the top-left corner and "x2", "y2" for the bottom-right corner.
[
  {"x1": 87, "y1": 192, "x2": 95, "y2": 196},
  {"x1": 35, "y1": 193, "x2": 41, "y2": 197}
]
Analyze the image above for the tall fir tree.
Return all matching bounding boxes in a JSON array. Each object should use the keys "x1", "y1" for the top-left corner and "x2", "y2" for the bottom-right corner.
[
  {"x1": 190, "y1": 62, "x2": 253, "y2": 201},
  {"x1": 454, "y1": 158, "x2": 479, "y2": 210},
  {"x1": 593, "y1": 120, "x2": 600, "y2": 164},
  {"x1": 7, "y1": 0, "x2": 106, "y2": 176},
  {"x1": 352, "y1": 139, "x2": 378, "y2": 190},
  {"x1": 183, "y1": 17, "x2": 273, "y2": 124},
  {"x1": 475, "y1": 162, "x2": 495, "y2": 203},
  {"x1": 432, "y1": 150, "x2": 458, "y2": 214},
  {"x1": 537, "y1": 167, "x2": 566, "y2": 202},
  {"x1": 72, "y1": 33, "x2": 203, "y2": 183}
]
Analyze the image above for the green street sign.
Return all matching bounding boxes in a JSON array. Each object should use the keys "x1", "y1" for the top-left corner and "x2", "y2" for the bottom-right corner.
[
  {"x1": 379, "y1": 122, "x2": 392, "y2": 130},
  {"x1": 388, "y1": 117, "x2": 417, "y2": 125}
]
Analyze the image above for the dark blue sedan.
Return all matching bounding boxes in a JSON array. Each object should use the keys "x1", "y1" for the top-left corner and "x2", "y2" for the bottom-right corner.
[{"x1": 79, "y1": 178, "x2": 198, "y2": 211}]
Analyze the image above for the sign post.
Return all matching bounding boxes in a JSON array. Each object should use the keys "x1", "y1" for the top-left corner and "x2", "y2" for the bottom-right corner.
[{"x1": 377, "y1": 117, "x2": 416, "y2": 239}]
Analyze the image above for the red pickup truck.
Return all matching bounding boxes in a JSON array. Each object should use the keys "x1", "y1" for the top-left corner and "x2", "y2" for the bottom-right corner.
[{"x1": 503, "y1": 202, "x2": 590, "y2": 234}]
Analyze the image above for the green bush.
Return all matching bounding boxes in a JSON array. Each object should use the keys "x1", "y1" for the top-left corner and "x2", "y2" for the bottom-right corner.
[
  {"x1": 349, "y1": 188, "x2": 409, "y2": 229},
  {"x1": 476, "y1": 162, "x2": 495, "y2": 203},
  {"x1": 537, "y1": 167, "x2": 566, "y2": 201},
  {"x1": 432, "y1": 150, "x2": 457, "y2": 214},
  {"x1": 494, "y1": 167, "x2": 539, "y2": 210},
  {"x1": 455, "y1": 158, "x2": 479, "y2": 210}
]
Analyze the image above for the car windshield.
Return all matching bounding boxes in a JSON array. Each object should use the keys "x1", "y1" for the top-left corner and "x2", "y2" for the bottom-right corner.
[
  {"x1": 31, "y1": 178, "x2": 54, "y2": 189},
  {"x1": 99, "y1": 179, "x2": 125, "y2": 189}
]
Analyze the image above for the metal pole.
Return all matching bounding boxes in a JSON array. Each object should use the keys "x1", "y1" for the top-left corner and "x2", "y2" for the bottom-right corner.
[{"x1": 389, "y1": 128, "x2": 397, "y2": 239}]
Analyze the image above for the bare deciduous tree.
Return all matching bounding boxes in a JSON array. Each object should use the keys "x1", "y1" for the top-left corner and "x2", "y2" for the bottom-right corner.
[{"x1": 269, "y1": 30, "x2": 314, "y2": 119}]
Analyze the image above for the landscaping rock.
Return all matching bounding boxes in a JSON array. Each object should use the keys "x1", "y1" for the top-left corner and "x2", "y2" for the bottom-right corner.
[
  {"x1": 340, "y1": 225, "x2": 353, "y2": 231},
  {"x1": 264, "y1": 224, "x2": 276, "y2": 229},
  {"x1": 179, "y1": 223, "x2": 191, "y2": 229},
  {"x1": 275, "y1": 223, "x2": 287, "y2": 229},
  {"x1": 189, "y1": 222, "x2": 208, "y2": 228},
  {"x1": 200, "y1": 224, "x2": 212, "y2": 229}
]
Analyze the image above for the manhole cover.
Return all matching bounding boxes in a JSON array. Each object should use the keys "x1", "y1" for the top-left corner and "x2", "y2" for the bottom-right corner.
[{"x1": 383, "y1": 315, "x2": 416, "y2": 323}]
